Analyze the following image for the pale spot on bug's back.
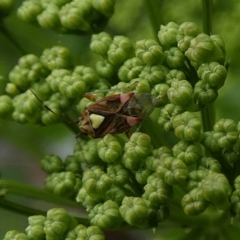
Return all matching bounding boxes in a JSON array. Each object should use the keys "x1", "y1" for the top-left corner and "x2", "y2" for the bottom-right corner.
[{"x1": 89, "y1": 114, "x2": 105, "y2": 129}]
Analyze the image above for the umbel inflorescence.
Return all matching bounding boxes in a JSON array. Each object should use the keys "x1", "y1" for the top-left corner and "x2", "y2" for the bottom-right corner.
[{"x1": 2, "y1": 11, "x2": 239, "y2": 239}]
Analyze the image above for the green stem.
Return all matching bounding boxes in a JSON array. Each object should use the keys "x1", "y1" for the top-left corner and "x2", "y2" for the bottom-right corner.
[
  {"x1": 202, "y1": 0, "x2": 213, "y2": 35},
  {"x1": 201, "y1": 0, "x2": 214, "y2": 131},
  {"x1": 0, "y1": 179, "x2": 80, "y2": 208},
  {"x1": 143, "y1": 0, "x2": 164, "y2": 41},
  {"x1": 0, "y1": 198, "x2": 46, "y2": 216}
]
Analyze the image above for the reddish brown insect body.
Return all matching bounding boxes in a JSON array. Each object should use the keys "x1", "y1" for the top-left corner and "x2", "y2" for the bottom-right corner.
[{"x1": 78, "y1": 92, "x2": 156, "y2": 138}]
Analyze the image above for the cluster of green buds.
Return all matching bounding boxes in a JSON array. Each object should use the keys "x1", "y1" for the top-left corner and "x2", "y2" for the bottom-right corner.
[
  {"x1": 3, "y1": 208, "x2": 104, "y2": 239},
  {"x1": 17, "y1": 0, "x2": 116, "y2": 33},
  {"x1": 2, "y1": 19, "x2": 239, "y2": 238}
]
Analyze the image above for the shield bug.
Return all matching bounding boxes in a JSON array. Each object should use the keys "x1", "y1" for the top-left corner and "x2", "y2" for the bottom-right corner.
[
  {"x1": 78, "y1": 92, "x2": 157, "y2": 138},
  {"x1": 30, "y1": 88, "x2": 157, "y2": 138}
]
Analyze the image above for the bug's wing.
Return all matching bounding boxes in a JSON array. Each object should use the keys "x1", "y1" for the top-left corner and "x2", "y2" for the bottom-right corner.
[
  {"x1": 94, "y1": 113, "x2": 142, "y2": 138},
  {"x1": 122, "y1": 93, "x2": 157, "y2": 118},
  {"x1": 87, "y1": 93, "x2": 134, "y2": 115}
]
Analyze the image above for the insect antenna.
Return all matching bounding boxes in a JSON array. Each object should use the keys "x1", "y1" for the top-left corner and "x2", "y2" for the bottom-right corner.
[{"x1": 29, "y1": 88, "x2": 80, "y2": 135}]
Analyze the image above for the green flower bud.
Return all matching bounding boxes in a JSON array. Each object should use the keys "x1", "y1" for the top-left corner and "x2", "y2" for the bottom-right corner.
[
  {"x1": 31, "y1": 81, "x2": 52, "y2": 101},
  {"x1": 130, "y1": 78, "x2": 151, "y2": 93},
  {"x1": 158, "y1": 22, "x2": 179, "y2": 49},
  {"x1": 118, "y1": 57, "x2": 145, "y2": 82},
  {"x1": 25, "y1": 215, "x2": 46, "y2": 239},
  {"x1": 231, "y1": 189, "x2": 240, "y2": 216},
  {"x1": 49, "y1": 0, "x2": 71, "y2": 7},
  {"x1": 172, "y1": 112, "x2": 202, "y2": 141},
  {"x1": 65, "y1": 225, "x2": 85, "y2": 240},
  {"x1": 156, "y1": 156, "x2": 188, "y2": 185},
  {"x1": 12, "y1": 90, "x2": 41, "y2": 124},
  {"x1": 58, "y1": 74, "x2": 87, "y2": 99},
  {"x1": 107, "y1": 36, "x2": 134, "y2": 65},
  {"x1": 194, "y1": 80, "x2": 218, "y2": 106},
  {"x1": 107, "y1": 164, "x2": 129, "y2": 186},
  {"x1": 158, "y1": 103, "x2": 184, "y2": 131},
  {"x1": 105, "y1": 186, "x2": 127, "y2": 205},
  {"x1": 82, "y1": 168, "x2": 113, "y2": 200},
  {"x1": 187, "y1": 170, "x2": 209, "y2": 190},
  {"x1": 139, "y1": 64, "x2": 169, "y2": 86},
  {"x1": 145, "y1": 156, "x2": 162, "y2": 172},
  {"x1": 92, "y1": 0, "x2": 115, "y2": 17},
  {"x1": 97, "y1": 134, "x2": 122, "y2": 163},
  {"x1": 40, "y1": 46, "x2": 72, "y2": 70},
  {"x1": 202, "y1": 172, "x2": 231, "y2": 210},
  {"x1": 44, "y1": 208, "x2": 78, "y2": 239},
  {"x1": 59, "y1": 1, "x2": 91, "y2": 31},
  {"x1": 5, "y1": 83, "x2": 20, "y2": 96},
  {"x1": 17, "y1": 0, "x2": 43, "y2": 23},
  {"x1": 65, "y1": 225, "x2": 105, "y2": 240},
  {"x1": 153, "y1": 146, "x2": 173, "y2": 158},
  {"x1": 185, "y1": 33, "x2": 225, "y2": 65},
  {"x1": 74, "y1": 139, "x2": 101, "y2": 165},
  {"x1": 151, "y1": 83, "x2": 169, "y2": 107},
  {"x1": 40, "y1": 154, "x2": 63, "y2": 174},
  {"x1": 222, "y1": 148, "x2": 239, "y2": 165},
  {"x1": 64, "y1": 155, "x2": 81, "y2": 174},
  {"x1": 90, "y1": 32, "x2": 112, "y2": 56},
  {"x1": 37, "y1": 5, "x2": 60, "y2": 29},
  {"x1": 145, "y1": 147, "x2": 172, "y2": 171},
  {"x1": 176, "y1": 22, "x2": 201, "y2": 52},
  {"x1": 136, "y1": 39, "x2": 164, "y2": 65},
  {"x1": 202, "y1": 131, "x2": 222, "y2": 152},
  {"x1": 198, "y1": 157, "x2": 221, "y2": 172},
  {"x1": 197, "y1": 62, "x2": 227, "y2": 89},
  {"x1": 3, "y1": 230, "x2": 29, "y2": 240},
  {"x1": 135, "y1": 168, "x2": 152, "y2": 185},
  {"x1": 142, "y1": 174, "x2": 172, "y2": 204},
  {"x1": 122, "y1": 132, "x2": 153, "y2": 170},
  {"x1": 9, "y1": 54, "x2": 48, "y2": 90},
  {"x1": 234, "y1": 175, "x2": 240, "y2": 190},
  {"x1": 164, "y1": 47, "x2": 186, "y2": 69},
  {"x1": 172, "y1": 141, "x2": 203, "y2": 165},
  {"x1": 213, "y1": 118, "x2": 238, "y2": 149},
  {"x1": 73, "y1": 65, "x2": 99, "y2": 86},
  {"x1": 0, "y1": 95, "x2": 13, "y2": 118},
  {"x1": 40, "y1": 105, "x2": 61, "y2": 125},
  {"x1": 167, "y1": 80, "x2": 193, "y2": 106},
  {"x1": 45, "y1": 171, "x2": 78, "y2": 198},
  {"x1": 211, "y1": 34, "x2": 226, "y2": 59},
  {"x1": 96, "y1": 59, "x2": 118, "y2": 79},
  {"x1": 165, "y1": 69, "x2": 186, "y2": 86},
  {"x1": 181, "y1": 188, "x2": 209, "y2": 216},
  {"x1": 76, "y1": 187, "x2": 99, "y2": 212},
  {"x1": 119, "y1": 196, "x2": 149, "y2": 228},
  {"x1": 45, "y1": 69, "x2": 71, "y2": 92},
  {"x1": 89, "y1": 200, "x2": 123, "y2": 230},
  {"x1": 0, "y1": 0, "x2": 13, "y2": 18}
]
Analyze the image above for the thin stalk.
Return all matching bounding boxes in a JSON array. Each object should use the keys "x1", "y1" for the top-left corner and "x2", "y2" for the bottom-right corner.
[
  {"x1": 201, "y1": 0, "x2": 215, "y2": 131},
  {"x1": 0, "y1": 179, "x2": 80, "y2": 208},
  {"x1": 143, "y1": 0, "x2": 164, "y2": 41}
]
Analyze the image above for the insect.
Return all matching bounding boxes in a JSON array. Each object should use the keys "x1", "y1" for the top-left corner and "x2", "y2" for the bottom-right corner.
[
  {"x1": 30, "y1": 88, "x2": 157, "y2": 138},
  {"x1": 78, "y1": 92, "x2": 157, "y2": 138}
]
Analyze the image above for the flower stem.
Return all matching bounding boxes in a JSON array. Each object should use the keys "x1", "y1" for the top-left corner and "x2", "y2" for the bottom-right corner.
[
  {"x1": 202, "y1": 0, "x2": 213, "y2": 35},
  {"x1": 201, "y1": 0, "x2": 215, "y2": 131},
  {"x1": 143, "y1": 0, "x2": 164, "y2": 41},
  {"x1": 0, "y1": 179, "x2": 80, "y2": 208}
]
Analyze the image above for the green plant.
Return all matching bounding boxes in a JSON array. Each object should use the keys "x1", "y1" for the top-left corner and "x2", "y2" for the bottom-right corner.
[{"x1": 1, "y1": 0, "x2": 240, "y2": 239}]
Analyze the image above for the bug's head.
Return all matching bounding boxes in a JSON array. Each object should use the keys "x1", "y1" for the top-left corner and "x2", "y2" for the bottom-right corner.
[{"x1": 78, "y1": 109, "x2": 105, "y2": 138}]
